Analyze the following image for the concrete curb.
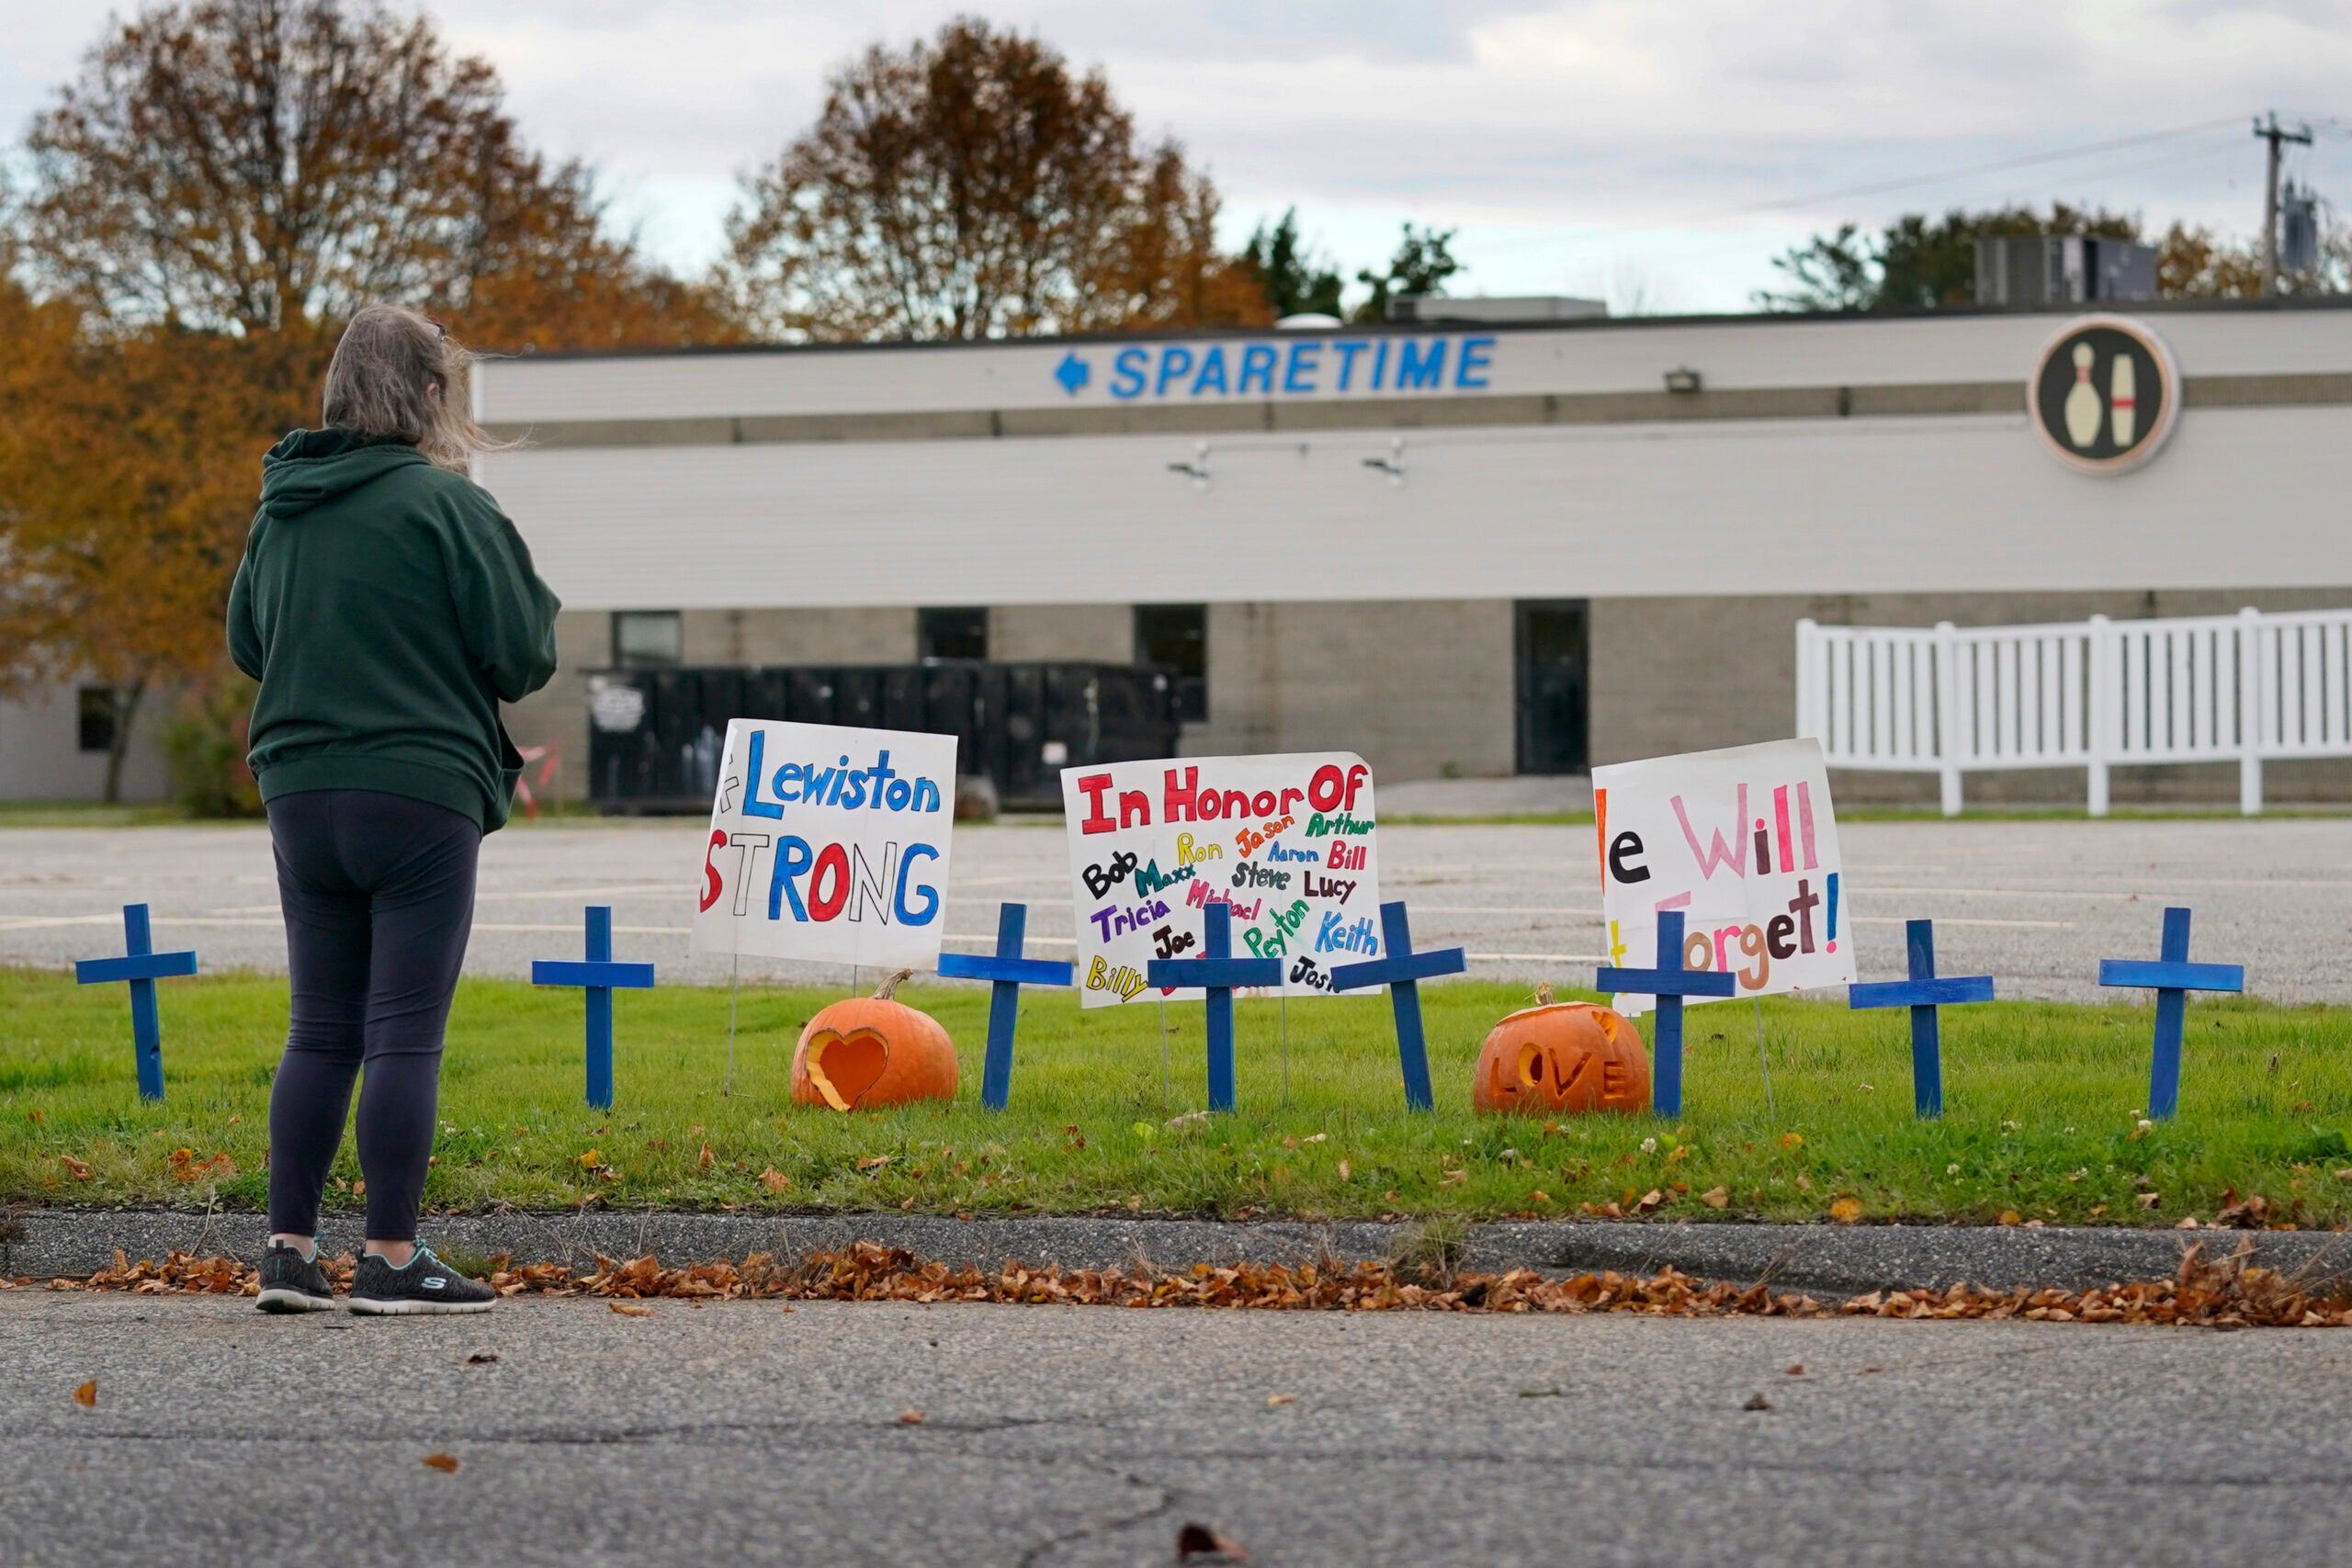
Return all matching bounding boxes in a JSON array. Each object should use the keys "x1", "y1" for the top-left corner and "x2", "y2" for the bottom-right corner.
[{"x1": 10, "y1": 1208, "x2": 2352, "y2": 1297}]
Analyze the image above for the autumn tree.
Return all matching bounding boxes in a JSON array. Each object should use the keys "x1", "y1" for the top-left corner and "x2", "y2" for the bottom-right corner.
[
  {"x1": 0, "y1": 288, "x2": 316, "y2": 798},
  {"x1": 724, "y1": 17, "x2": 1257, "y2": 340},
  {"x1": 2141, "y1": 220, "x2": 2352, "y2": 299},
  {"x1": 3, "y1": 0, "x2": 739, "y2": 797},
  {"x1": 1092, "y1": 145, "x2": 1271, "y2": 332},
  {"x1": 19, "y1": 0, "x2": 735, "y2": 346}
]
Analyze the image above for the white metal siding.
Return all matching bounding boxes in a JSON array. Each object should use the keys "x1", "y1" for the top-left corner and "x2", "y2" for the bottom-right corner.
[
  {"x1": 480, "y1": 403, "x2": 2352, "y2": 610},
  {"x1": 477, "y1": 311, "x2": 2352, "y2": 424}
]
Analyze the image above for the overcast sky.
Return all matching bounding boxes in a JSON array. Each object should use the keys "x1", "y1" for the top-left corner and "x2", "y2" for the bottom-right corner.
[{"x1": 6, "y1": 1, "x2": 2349, "y2": 312}]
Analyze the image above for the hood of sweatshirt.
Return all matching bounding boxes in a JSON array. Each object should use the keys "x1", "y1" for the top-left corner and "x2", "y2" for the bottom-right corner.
[{"x1": 258, "y1": 428, "x2": 432, "y2": 521}]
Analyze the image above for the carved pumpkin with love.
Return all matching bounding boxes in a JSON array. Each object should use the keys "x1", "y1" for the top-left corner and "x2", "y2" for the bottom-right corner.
[
  {"x1": 790, "y1": 969, "x2": 958, "y2": 1111},
  {"x1": 1473, "y1": 986, "x2": 1649, "y2": 1116}
]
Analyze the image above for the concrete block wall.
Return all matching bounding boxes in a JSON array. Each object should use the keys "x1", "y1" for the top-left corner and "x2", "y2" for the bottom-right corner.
[{"x1": 1184, "y1": 600, "x2": 1515, "y2": 781}]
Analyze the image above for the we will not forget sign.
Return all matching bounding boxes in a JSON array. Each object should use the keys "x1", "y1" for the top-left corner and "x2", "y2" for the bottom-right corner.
[
  {"x1": 692, "y1": 719, "x2": 958, "y2": 969},
  {"x1": 1593, "y1": 739, "x2": 1855, "y2": 1014}
]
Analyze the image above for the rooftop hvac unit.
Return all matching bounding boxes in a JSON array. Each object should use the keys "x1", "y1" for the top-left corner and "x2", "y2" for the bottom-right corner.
[
  {"x1": 1974, "y1": 236, "x2": 2157, "y2": 306},
  {"x1": 2281, "y1": 183, "x2": 2322, "y2": 274},
  {"x1": 1388, "y1": 294, "x2": 1608, "y2": 324}
]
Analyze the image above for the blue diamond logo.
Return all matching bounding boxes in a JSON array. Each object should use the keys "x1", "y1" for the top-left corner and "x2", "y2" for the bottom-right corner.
[{"x1": 1053, "y1": 352, "x2": 1090, "y2": 395}]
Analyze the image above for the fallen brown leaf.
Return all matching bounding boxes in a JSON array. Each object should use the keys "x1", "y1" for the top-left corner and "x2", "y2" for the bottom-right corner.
[
  {"x1": 759, "y1": 1167, "x2": 791, "y2": 1193},
  {"x1": 1176, "y1": 1521, "x2": 1248, "y2": 1561},
  {"x1": 1265, "y1": 1393, "x2": 1295, "y2": 1406},
  {"x1": 1743, "y1": 1393, "x2": 1771, "y2": 1411},
  {"x1": 422, "y1": 1452, "x2": 459, "y2": 1473},
  {"x1": 61, "y1": 1156, "x2": 94, "y2": 1181},
  {"x1": 698, "y1": 1143, "x2": 715, "y2": 1171},
  {"x1": 2138, "y1": 1192, "x2": 2163, "y2": 1209},
  {"x1": 1701, "y1": 1186, "x2": 1730, "y2": 1209},
  {"x1": 1785, "y1": 1364, "x2": 1804, "y2": 1376},
  {"x1": 22, "y1": 1240, "x2": 2346, "y2": 1332},
  {"x1": 897, "y1": 1409, "x2": 924, "y2": 1425},
  {"x1": 1830, "y1": 1198, "x2": 1863, "y2": 1224},
  {"x1": 73, "y1": 1380, "x2": 96, "y2": 1408}
]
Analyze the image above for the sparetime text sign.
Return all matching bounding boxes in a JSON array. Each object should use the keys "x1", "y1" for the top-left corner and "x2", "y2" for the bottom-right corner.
[
  {"x1": 692, "y1": 719, "x2": 957, "y2": 969},
  {"x1": 1052, "y1": 334, "x2": 1498, "y2": 400}
]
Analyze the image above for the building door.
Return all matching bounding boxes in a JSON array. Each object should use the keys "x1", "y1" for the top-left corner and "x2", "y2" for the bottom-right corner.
[{"x1": 1515, "y1": 601, "x2": 1589, "y2": 773}]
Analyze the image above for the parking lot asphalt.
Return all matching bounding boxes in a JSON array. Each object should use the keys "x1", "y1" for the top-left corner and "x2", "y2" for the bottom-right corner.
[
  {"x1": 3, "y1": 815, "x2": 2347, "y2": 1001},
  {"x1": 7, "y1": 1290, "x2": 2352, "y2": 1568}
]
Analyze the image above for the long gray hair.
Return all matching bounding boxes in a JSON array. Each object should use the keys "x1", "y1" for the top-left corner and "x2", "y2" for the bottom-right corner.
[{"x1": 321, "y1": 304, "x2": 504, "y2": 471}]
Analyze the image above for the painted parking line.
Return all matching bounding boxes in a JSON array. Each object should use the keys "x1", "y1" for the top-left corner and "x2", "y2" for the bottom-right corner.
[{"x1": 1852, "y1": 916, "x2": 2072, "y2": 929}]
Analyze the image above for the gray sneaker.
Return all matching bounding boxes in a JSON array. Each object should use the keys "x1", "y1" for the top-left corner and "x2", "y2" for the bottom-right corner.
[
  {"x1": 254, "y1": 1241, "x2": 337, "y2": 1314},
  {"x1": 347, "y1": 1246, "x2": 495, "y2": 1315}
]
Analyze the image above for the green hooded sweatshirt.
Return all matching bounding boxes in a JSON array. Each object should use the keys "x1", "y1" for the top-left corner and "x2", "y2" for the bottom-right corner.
[{"x1": 227, "y1": 429, "x2": 561, "y2": 833}]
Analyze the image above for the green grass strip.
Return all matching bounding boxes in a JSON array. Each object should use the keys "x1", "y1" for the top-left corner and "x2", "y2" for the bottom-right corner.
[{"x1": 4, "y1": 966, "x2": 2348, "y2": 1226}]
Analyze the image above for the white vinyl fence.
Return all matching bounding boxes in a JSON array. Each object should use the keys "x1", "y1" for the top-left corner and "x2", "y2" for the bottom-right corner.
[{"x1": 1796, "y1": 607, "x2": 2352, "y2": 816}]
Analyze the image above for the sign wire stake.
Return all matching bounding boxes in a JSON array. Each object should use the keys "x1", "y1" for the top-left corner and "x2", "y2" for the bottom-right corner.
[
  {"x1": 1753, "y1": 998, "x2": 1775, "y2": 1122},
  {"x1": 724, "y1": 949, "x2": 740, "y2": 1097},
  {"x1": 1159, "y1": 999, "x2": 1170, "y2": 1103},
  {"x1": 1280, "y1": 991, "x2": 1291, "y2": 1104}
]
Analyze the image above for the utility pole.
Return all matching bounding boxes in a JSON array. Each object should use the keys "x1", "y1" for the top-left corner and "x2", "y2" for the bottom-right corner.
[{"x1": 2255, "y1": 113, "x2": 2314, "y2": 295}]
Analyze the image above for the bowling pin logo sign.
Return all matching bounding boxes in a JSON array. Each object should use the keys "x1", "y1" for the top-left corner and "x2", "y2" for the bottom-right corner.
[{"x1": 2030, "y1": 314, "x2": 2178, "y2": 475}]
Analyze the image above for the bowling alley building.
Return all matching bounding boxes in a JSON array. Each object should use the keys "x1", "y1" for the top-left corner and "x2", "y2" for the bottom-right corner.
[
  {"x1": 474, "y1": 294, "x2": 2352, "y2": 807},
  {"x1": 9, "y1": 294, "x2": 2352, "y2": 806}
]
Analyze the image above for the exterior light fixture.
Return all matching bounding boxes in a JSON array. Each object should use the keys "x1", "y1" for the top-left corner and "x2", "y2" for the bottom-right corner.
[
  {"x1": 1361, "y1": 436, "x2": 1405, "y2": 487},
  {"x1": 1166, "y1": 440, "x2": 1209, "y2": 491},
  {"x1": 1663, "y1": 367, "x2": 1702, "y2": 394}
]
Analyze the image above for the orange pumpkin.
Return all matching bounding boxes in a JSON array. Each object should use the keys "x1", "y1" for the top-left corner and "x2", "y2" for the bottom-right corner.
[
  {"x1": 790, "y1": 969, "x2": 958, "y2": 1111},
  {"x1": 1473, "y1": 985, "x2": 1649, "y2": 1116}
]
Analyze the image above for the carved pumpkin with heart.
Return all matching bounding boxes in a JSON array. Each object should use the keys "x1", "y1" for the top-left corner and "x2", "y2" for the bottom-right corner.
[
  {"x1": 790, "y1": 969, "x2": 958, "y2": 1111},
  {"x1": 1473, "y1": 985, "x2": 1650, "y2": 1116}
]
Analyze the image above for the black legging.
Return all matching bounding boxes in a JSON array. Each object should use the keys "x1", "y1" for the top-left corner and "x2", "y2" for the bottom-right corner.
[{"x1": 265, "y1": 789, "x2": 480, "y2": 1242}]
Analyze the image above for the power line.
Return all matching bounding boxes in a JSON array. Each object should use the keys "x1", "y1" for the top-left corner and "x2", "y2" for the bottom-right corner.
[{"x1": 1476, "y1": 116, "x2": 2245, "y2": 253}]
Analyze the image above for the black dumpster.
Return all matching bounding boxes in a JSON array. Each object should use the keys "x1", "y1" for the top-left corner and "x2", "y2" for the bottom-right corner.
[{"x1": 583, "y1": 661, "x2": 1181, "y2": 813}]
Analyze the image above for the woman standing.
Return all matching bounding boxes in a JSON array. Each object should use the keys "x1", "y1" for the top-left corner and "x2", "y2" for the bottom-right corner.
[{"x1": 228, "y1": 305, "x2": 560, "y2": 1314}]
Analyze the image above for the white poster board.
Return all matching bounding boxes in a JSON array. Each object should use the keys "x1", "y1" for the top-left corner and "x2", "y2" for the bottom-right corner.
[
  {"x1": 1592, "y1": 739, "x2": 1854, "y2": 1014},
  {"x1": 1060, "y1": 753, "x2": 1379, "y2": 1007},
  {"x1": 692, "y1": 719, "x2": 957, "y2": 968}
]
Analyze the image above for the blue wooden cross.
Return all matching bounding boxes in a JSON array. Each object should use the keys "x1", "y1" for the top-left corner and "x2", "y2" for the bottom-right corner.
[
  {"x1": 74, "y1": 903, "x2": 197, "y2": 1102},
  {"x1": 1594, "y1": 908, "x2": 1736, "y2": 1119},
  {"x1": 937, "y1": 903, "x2": 1074, "y2": 1109},
  {"x1": 530, "y1": 906, "x2": 656, "y2": 1111},
  {"x1": 1847, "y1": 919, "x2": 1994, "y2": 1119},
  {"x1": 2098, "y1": 907, "x2": 2244, "y2": 1121},
  {"x1": 1146, "y1": 901, "x2": 1283, "y2": 1111},
  {"x1": 1331, "y1": 901, "x2": 1466, "y2": 1111}
]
